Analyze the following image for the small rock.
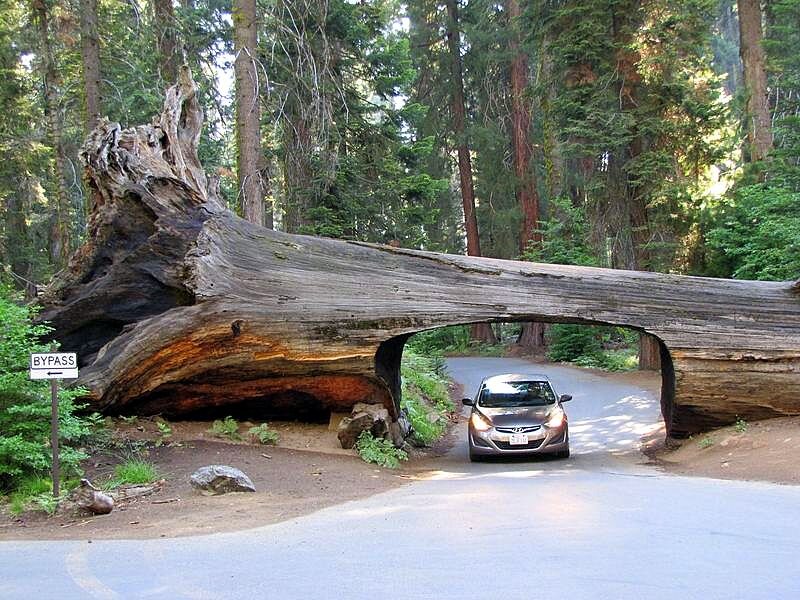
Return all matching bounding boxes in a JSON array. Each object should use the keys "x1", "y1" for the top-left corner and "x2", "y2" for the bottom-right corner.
[
  {"x1": 189, "y1": 465, "x2": 256, "y2": 495},
  {"x1": 721, "y1": 462, "x2": 729, "y2": 468},
  {"x1": 75, "y1": 479, "x2": 114, "y2": 515}
]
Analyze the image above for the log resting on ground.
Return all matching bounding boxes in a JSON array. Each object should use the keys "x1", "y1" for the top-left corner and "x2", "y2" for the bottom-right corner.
[{"x1": 38, "y1": 70, "x2": 800, "y2": 437}]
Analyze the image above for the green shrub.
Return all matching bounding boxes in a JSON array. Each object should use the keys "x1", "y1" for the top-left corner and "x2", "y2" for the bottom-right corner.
[
  {"x1": 108, "y1": 459, "x2": 159, "y2": 488},
  {"x1": 355, "y1": 431, "x2": 407, "y2": 469},
  {"x1": 546, "y1": 324, "x2": 603, "y2": 363},
  {"x1": 248, "y1": 423, "x2": 279, "y2": 445},
  {"x1": 698, "y1": 437, "x2": 714, "y2": 449},
  {"x1": 400, "y1": 347, "x2": 453, "y2": 445},
  {"x1": 209, "y1": 416, "x2": 241, "y2": 440},
  {"x1": 0, "y1": 284, "x2": 94, "y2": 493},
  {"x1": 734, "y1": 417, "x2": 748, "y2": 433}
]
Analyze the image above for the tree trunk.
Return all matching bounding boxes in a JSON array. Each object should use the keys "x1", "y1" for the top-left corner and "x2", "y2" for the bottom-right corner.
[
  {"x1": 79, "y1": 0, "x2": 102, "y2": 132},
  {"x1": 33, "y1": 0, "x2": 71, "y2": 267},
  {"x1": 445, "y1": 0, "x2": 481, "y2": 258},
  {"x1": 233, "y1": 0, "x2": 270, "y2": 227},
  {"x1": 507, "y1": 0, "x2": 540, "y2": 254},
  {"x1": 737, "y1": 0, "x2": 773, "y2": 162},
  {"x1": 154, "y1": 0, "x2": 179, "y2": 85},
  {"x1": 38, "y1": 73, "x2": 800, "y2": 439},
  {"x1": 445, "y1": 0, "x2": 493, "y2": 344},
  {"x1": 639, "y1": 333, "x2": 661, "y2": 370},
  {"x1": 508, "y1": 0, "x2": 545, "y2": 351},
  {"x1": 517, "y1": 322, "x2": 547, "y2": 353}
]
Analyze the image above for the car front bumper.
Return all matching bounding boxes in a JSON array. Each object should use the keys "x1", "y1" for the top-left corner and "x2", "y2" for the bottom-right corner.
[{"x1": 469, "y1": 424, "x2": 569, "y2": 456}]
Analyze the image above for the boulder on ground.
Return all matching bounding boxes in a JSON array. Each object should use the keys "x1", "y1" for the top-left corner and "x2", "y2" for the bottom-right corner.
[
  {"x1": 337, "y1": 403, "x2": 391, "y2": 449},
  {"x1": 190, "y1": 465, "x2": 256, "y2": 495}
]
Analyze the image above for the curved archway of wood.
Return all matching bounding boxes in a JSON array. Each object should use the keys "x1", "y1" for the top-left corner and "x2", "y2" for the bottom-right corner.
[
  {"x1": 38, "y1": 71, "x2": 800, "y2": 438},
  {"x1": 375, "y1": 324, "x2": 677, "y2": 433}
]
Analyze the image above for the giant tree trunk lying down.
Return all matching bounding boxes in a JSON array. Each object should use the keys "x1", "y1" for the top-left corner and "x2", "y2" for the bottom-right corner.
[{"x1": 39, "y1": 70, "x2": 800, "y2": 437}]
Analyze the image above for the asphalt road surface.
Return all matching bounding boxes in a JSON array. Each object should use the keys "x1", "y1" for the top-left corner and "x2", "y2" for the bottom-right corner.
[{"x1": 2, "y1": 357, "x2": 799, "y2": 599}]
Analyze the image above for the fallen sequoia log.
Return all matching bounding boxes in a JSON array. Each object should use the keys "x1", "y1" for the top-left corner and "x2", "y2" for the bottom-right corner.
[{"x1": 39, "y1": 70, "x2": 800, "y2": 437}]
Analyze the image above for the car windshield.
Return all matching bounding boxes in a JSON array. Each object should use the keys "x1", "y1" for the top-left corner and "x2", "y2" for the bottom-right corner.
[{"x1": 478, "y1": 380, "x2": 556, "y2": 408}]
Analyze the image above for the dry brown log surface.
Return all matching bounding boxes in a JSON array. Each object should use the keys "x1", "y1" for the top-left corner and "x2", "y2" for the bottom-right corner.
[{"x1": 39, "y1": 71, "x2": 800, "y2": 437}]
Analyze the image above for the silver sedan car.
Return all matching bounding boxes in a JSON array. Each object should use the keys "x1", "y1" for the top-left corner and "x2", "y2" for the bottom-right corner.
[{"x1": 463, "y1": 373, "x2": 571, "y2": 461}]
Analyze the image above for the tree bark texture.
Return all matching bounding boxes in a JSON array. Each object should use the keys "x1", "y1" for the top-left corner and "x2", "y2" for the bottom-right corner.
[
  {"x1": 507, "y1": 0, "x2": 540, "y2": 254},
  {"x1": 80, "y1": 0, "x2": 102, "y2": 132},
  {"x1": 33, "y1": 0, "x2": 72, "y2": 267},
  {"x1": 233, "y1": 0, "x2": 269, "y2": 227},
  {"x1": 445, "y1": 0, "x2": 480, "y2": 258},
  {"x1": 39, "y1": 74, "x2": 800, "y2": 438},
  {"x1": 737, "y1": 0, "x2": 773, "y2": 162}
]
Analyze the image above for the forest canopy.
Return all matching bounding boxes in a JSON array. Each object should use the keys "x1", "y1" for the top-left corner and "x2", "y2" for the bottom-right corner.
[{"x1": 0, "y1": 0, "x2": 798, "y2": 292}]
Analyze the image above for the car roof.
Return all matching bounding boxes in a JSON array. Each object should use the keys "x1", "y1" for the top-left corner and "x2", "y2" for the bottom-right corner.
[{"x1": 480, "y1": 373, "x2": 552, "y2": 385}]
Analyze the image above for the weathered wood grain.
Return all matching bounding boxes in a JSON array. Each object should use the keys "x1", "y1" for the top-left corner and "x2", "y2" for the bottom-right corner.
[{"x1": 39, "y1": 72, "x2": 800, "y2": 437}]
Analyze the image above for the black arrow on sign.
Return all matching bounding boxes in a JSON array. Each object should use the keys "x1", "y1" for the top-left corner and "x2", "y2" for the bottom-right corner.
[{"x1": 47, "y1": 371, "x2": 63, "y2": 376}]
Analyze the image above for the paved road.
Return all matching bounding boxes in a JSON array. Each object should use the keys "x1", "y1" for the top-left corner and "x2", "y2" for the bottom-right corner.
[{"x1": 3, "y1": 358, "x2": 800, "y2": 599}]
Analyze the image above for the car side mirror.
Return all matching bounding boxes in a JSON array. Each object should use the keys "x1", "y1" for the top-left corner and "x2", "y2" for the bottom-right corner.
[
  {"x1": 462, "y1": 398, "x2": 474, "y2": 406},
  {"x1": 560, "y1": 394, "x2": 572, "y2": 403}
]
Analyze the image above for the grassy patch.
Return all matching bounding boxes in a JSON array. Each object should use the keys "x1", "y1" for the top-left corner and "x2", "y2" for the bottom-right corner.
[
  {"x1": 249, "y1": 423, "x2": 279, "y2": 445},
  {"x1": 5, "y1": 475, "x2": 72, "y2": 516},
  {"x1": 355, "y1": 431, "x2": 407, "y2": 469},
  {"x1": 209, "y1": 416, "x2": 241, "y2": 441},
  {"x1": 108, "y1": 459, "x2": 159, "y2": 488}
]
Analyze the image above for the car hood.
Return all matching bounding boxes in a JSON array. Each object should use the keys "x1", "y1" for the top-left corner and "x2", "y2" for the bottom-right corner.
[{"x1": 478, "y1": 406, "x2": 556, "y2": 426}]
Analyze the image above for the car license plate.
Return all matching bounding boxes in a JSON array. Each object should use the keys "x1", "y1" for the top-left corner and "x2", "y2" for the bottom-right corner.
[{"x1": 509, "y1": 434, "x2": 529, "y2": 445}]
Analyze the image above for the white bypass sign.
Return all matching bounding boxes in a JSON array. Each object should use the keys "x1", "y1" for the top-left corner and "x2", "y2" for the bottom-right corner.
[{"x1": 29, "y1": 352, "x2": 79, "y2": 380}]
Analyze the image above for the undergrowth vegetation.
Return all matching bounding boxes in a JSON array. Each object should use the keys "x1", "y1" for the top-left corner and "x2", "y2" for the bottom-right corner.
[
  {"x1": 400, "y1": 345, "x2": 454, "y2": 446},
  {"x1": 546, "y1": 325, "x2": 639, "y2": 372},
  {"x1": 208, "y1": 416, "x2": 241, "y2": 441},
  {"x1": 355, "y1": 431, "x2": 408, "y2": 469},
  {"x1": 0, "y1": 284, "x2": 98, "y2": 498},
  {"x1": 108, "y1": 459, "x2": 159, "y2": 488}
]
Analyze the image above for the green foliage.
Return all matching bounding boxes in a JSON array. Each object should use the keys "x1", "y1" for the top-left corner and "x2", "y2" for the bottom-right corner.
[
  {"x1": 248, "y1": 423, "x2": 279, "y2": 445},
  {"x1": 155, "y1": 420, "x2": 172, "y2": 447},
  {"x1": 108, "y1": 459, "x2": 159, "y2": 488},
  {"x1": 522, "y1": 196, "x2": 598, "y2": 267},
  {"x1": 546, "y1": 324, "x2": 639, "y2": 371},
  {"x1": 406, "y1": 325, "x2": 505, "y2": 356},
  {"x1": 400, "y1": 346, "x2": 453, "y2": 446},
  {"x1": 0, "y1": 285, "x2": 93, "y2": 492},
  {"x1": 546, "y1": 324, "x2": 603, "y2": 363},
  {"x1": 734, "y1": 417, "x2": 748, "y2": 433},
  {"x1": 208, "y1": 416, "x2": 241, "y2": 441},
  {"x1": 698, "y1": 436, "x2": 714, "y2": 449},
  {"x1": 7, "y1": 475, "x2": 53, "y2": 515},
  {"x1": 704, "y1": 185, "x2": 800, "y2": 281},
  {"x1": 355, "y1": 431, "x2": 407, "y2": 469}
]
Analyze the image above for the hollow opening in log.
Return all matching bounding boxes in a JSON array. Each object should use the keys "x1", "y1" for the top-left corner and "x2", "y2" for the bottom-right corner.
[{"x1": 379, "y1": 319, "x2": 677, "y2": 435}]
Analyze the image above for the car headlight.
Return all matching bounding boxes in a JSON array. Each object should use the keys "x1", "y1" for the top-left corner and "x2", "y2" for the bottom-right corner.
[
  {"x1": 470, "y1": 412, "x2": 493, "y2": 431},
  {"x1": 546, "y1": 409, "x2": 565, "y2": 428}
]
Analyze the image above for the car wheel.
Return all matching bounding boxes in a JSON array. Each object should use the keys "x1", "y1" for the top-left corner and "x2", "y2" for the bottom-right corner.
[{"x1": 555, "y1": 447, "x2": 570, "y2": 459}]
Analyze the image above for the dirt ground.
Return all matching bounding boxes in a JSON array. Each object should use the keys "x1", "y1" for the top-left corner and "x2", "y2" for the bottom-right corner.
[
  {"x1": 0, "y1": 396, "x2": 461, "y2": 541},
  {"x1": 646, "y1": 416, "x2": 800, "y2": 485}
]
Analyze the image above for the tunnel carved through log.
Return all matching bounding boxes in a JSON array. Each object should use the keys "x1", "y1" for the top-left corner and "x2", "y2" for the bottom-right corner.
[{"x1": 38, "y1": 70, "x2": 800, "y2": 437}]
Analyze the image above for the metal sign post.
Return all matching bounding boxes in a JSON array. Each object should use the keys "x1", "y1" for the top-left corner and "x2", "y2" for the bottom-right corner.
[
  {"x1": 29, "y1": 352, "x2": 78, "y2": 498},
  {"x1": 50, "y1": 379, "x2": 60, "y2": 497}
]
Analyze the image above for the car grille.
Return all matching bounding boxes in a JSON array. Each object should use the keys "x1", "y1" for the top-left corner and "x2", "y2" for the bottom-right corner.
[
  {"x1": 495, "y1": 425, "x2": 541, "y2": 434},
  {"x1": 494, "y1": 438, "x2": 545, "y2": 450}
]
